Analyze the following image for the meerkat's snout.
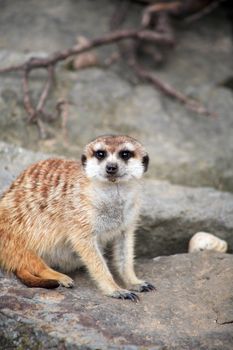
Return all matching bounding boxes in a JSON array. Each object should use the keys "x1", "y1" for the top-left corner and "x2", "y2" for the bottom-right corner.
[
  {"x1": 106, "y1": 162, "x2": 119, "y2": 183},
  {"x1": 106, "y1": 162, "x2": 118, "y2": 175}
]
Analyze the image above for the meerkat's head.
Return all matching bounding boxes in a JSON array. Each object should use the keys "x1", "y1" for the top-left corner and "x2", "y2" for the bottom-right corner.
[{"x1": 81, "y1": 135, "x2": 149, "y2": 183}]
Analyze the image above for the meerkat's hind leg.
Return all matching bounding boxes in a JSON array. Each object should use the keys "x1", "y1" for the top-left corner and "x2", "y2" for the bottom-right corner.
[
  {"x1": 15, "y1": 268, "x2": 60, "y2": 289},
  {"x1": 16, "y1": 251, "x2": 74, "y2": 289},
  {"x1": 38, "y1": 267, "x2": 74, "y2": 288}
]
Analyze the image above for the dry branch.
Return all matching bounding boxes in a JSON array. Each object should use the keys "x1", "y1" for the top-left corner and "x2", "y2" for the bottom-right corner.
[
  {"x1": 22, "y1": 69, "x2": 35, "y2": 120},
  {"x1": 132, "y1": 64, "x2": 215, "y2": 117},
  {"x1": 36, "y1": 65, "x2": 55, "y2": 116},
  {"x1": 142, "y1": 1, "x2": 182, "y2": 28},
  {"x1": 184, "y1": 0, "x2": 226, "y2": 23},
  {"x1": 0, "y1": 29, "x2": 173, "y2": 74},
  {"x1": 0, "y1": 15, "x2": 216, "y2": 137}
]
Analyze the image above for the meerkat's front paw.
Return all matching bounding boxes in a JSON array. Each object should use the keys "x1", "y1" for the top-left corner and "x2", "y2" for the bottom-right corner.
[
  {"x1": 131, "y1": 281, "x2": 156, "y2": 293},
  {"x1": 58, "y1": 275, "x2": 74, "y2": 288},
  {"x1": 109, "y1": 290, "x2": 140, "y2": 302}
]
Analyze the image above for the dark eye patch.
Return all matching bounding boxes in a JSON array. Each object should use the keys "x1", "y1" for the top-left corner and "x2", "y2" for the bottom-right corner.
[
  {"x1": 142, "y1": 154, "x2": 149, "y2": 172},
  {"x1": 94, "y1": 150, "x2": 107, "y2": 160},
  {"x1": 81, "y1": 154, "x2": 87, "y2": 166},
  {"x1": 119, "y1": 150, "x2": 134, "y2": 161}
]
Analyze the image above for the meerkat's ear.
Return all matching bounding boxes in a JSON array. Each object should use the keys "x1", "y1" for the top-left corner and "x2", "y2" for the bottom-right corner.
[
  {"x1": 81, "y1": 154, "x2": 87, "y2": 166},
  {"x1": 142, "y1": 154, "x2": 149, "y2": 172}
]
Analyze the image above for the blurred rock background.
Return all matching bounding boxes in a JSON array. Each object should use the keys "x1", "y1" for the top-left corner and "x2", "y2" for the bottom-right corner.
[{"x1": 0, "y1": 1, "x2": 233, "y2": 349}]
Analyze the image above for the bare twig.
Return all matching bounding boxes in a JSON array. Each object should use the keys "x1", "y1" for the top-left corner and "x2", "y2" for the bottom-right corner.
[
  {"x1": 132, "y1": 64, "x2": 216, "y2": 117},
  {"x1": 22, "y1": 69, "x2": 48, "y2": 138},
  {"x1": 56, "y1": 99, "x2": 70, "y2": 143},
  {"x1": 0, "y1": 29, "x2": 173, "y2": 74},
  {"x1": 36, "y1": 65, "x2": 55, "y2": 115},
  {"x1": 110, "y1": 9, "x2": 214, "y2": 117},
  {"x1": 142, "y1": 1, "x2": 182, "y2": 28},
  {"x1": 36, "y1": 118, "x2": 47, "y2": 140},
  {"x1": 184, "y1": 0, "x2": 226, "y2": 23},
  {"x1": 0, "y1": 28, "x2": 175, "y2": 138},
  {"x1": 22, "y1": 69, "x2": 35, "y2": 121},
  {"x1": 0, "y1": 19, "x2": 215, "y2": 138}
]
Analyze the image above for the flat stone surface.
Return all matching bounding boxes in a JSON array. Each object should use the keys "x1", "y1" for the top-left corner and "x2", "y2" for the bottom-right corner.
[
  {"x1": 1, "y1": 141, "x2": 233, "y2": 257},
  {"x1": 0, "y1": 1, "x2": 233, "y2": 190},
  {"x1": 0, "y1": 252, "x2": 233, "y2": 349},
  {"x1": 139, "y1": 180, "x2": 233, "y2": 257}
]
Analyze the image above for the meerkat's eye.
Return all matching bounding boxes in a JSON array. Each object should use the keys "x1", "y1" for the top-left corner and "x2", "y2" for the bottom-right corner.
[
  {"x1": 94, "y1": 150, "x2": 107, "y2": 160},
  {"x1": 119, "y1": 150, "x2": 134, "y2": 161}
]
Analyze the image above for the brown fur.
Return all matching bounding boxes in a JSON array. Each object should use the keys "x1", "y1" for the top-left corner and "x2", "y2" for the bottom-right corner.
[
  {"x1": 0, "y1": 136, "x2": 154, "y2": 299},
  {"x1": 0, "y1": 159, "x2": 89, "y2": 288}
]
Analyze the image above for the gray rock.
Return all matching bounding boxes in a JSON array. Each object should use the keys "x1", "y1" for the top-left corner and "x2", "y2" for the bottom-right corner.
[
  {"x1": 0, "y1": 1, "x2": 233, "y2": 190},
  {"x1": 0, "y1": 0, "x2": 116, "y2": 53},
  {"x1": 69, "y1": 70, "x2": 233, "y2": 191},
  {"x1": 0, "y1": 252, "x2": 233, "y2": 349},
  {"x1": 0, "y1": 141, "x2": 51, "y2": 191},
  {"x1": 138, "y1": 179, "x2": 233, "y2": 257}
]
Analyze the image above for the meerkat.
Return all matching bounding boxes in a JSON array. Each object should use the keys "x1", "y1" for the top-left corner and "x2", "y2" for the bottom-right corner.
[{"x1": 0, "y1": 135, "x2": 155, "y2": 302}]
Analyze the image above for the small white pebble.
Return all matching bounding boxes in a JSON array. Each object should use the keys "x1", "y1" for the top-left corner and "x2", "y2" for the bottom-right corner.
[{"x1": 188, "y1": 232, "x2": 228, "y2": 253}]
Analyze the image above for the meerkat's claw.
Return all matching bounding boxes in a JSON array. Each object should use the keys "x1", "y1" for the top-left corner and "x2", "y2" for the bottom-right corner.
[
  {"x1": 110, "y1": 290, "x2": 140, "y2": 302},
  {"x1": 131, "y1": 281, "x2": 156, "y2": 293},
  {"x1": 138, "y1": 282, "x2": 156, "y2": 293}
]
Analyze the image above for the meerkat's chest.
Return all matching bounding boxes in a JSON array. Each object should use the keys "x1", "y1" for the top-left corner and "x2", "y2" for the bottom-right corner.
[{"x1": 92, "y1": 184, "x2": 139, "y2": 238}]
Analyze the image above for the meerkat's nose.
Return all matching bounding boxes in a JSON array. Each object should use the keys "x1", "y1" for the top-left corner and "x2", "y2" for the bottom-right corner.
[{"x1": 106, "y1": 163, "x2": 118, "y2": 175}]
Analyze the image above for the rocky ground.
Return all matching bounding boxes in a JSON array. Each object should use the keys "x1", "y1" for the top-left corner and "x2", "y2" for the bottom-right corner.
[
  {"x1": 0, "y1": 1, "x2": 233, "y2": 349},
  {"x1": 1, "y1": 253, "x2": 233, "y2": 350},
  {"x1": 0, "y1": 122, "x2": 233, "y2": 350}
]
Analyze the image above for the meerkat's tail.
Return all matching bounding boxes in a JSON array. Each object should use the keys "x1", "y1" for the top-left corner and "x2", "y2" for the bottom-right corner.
[
  {"x1": 0, "y1": 228, "x2": 60, "y2": 289},
  {"x1": 0, "y1": 214, "x2": 73, "y2": 289},
  {"x1": 15, "y1": 268, "x2": 59, "y2": 289}
]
